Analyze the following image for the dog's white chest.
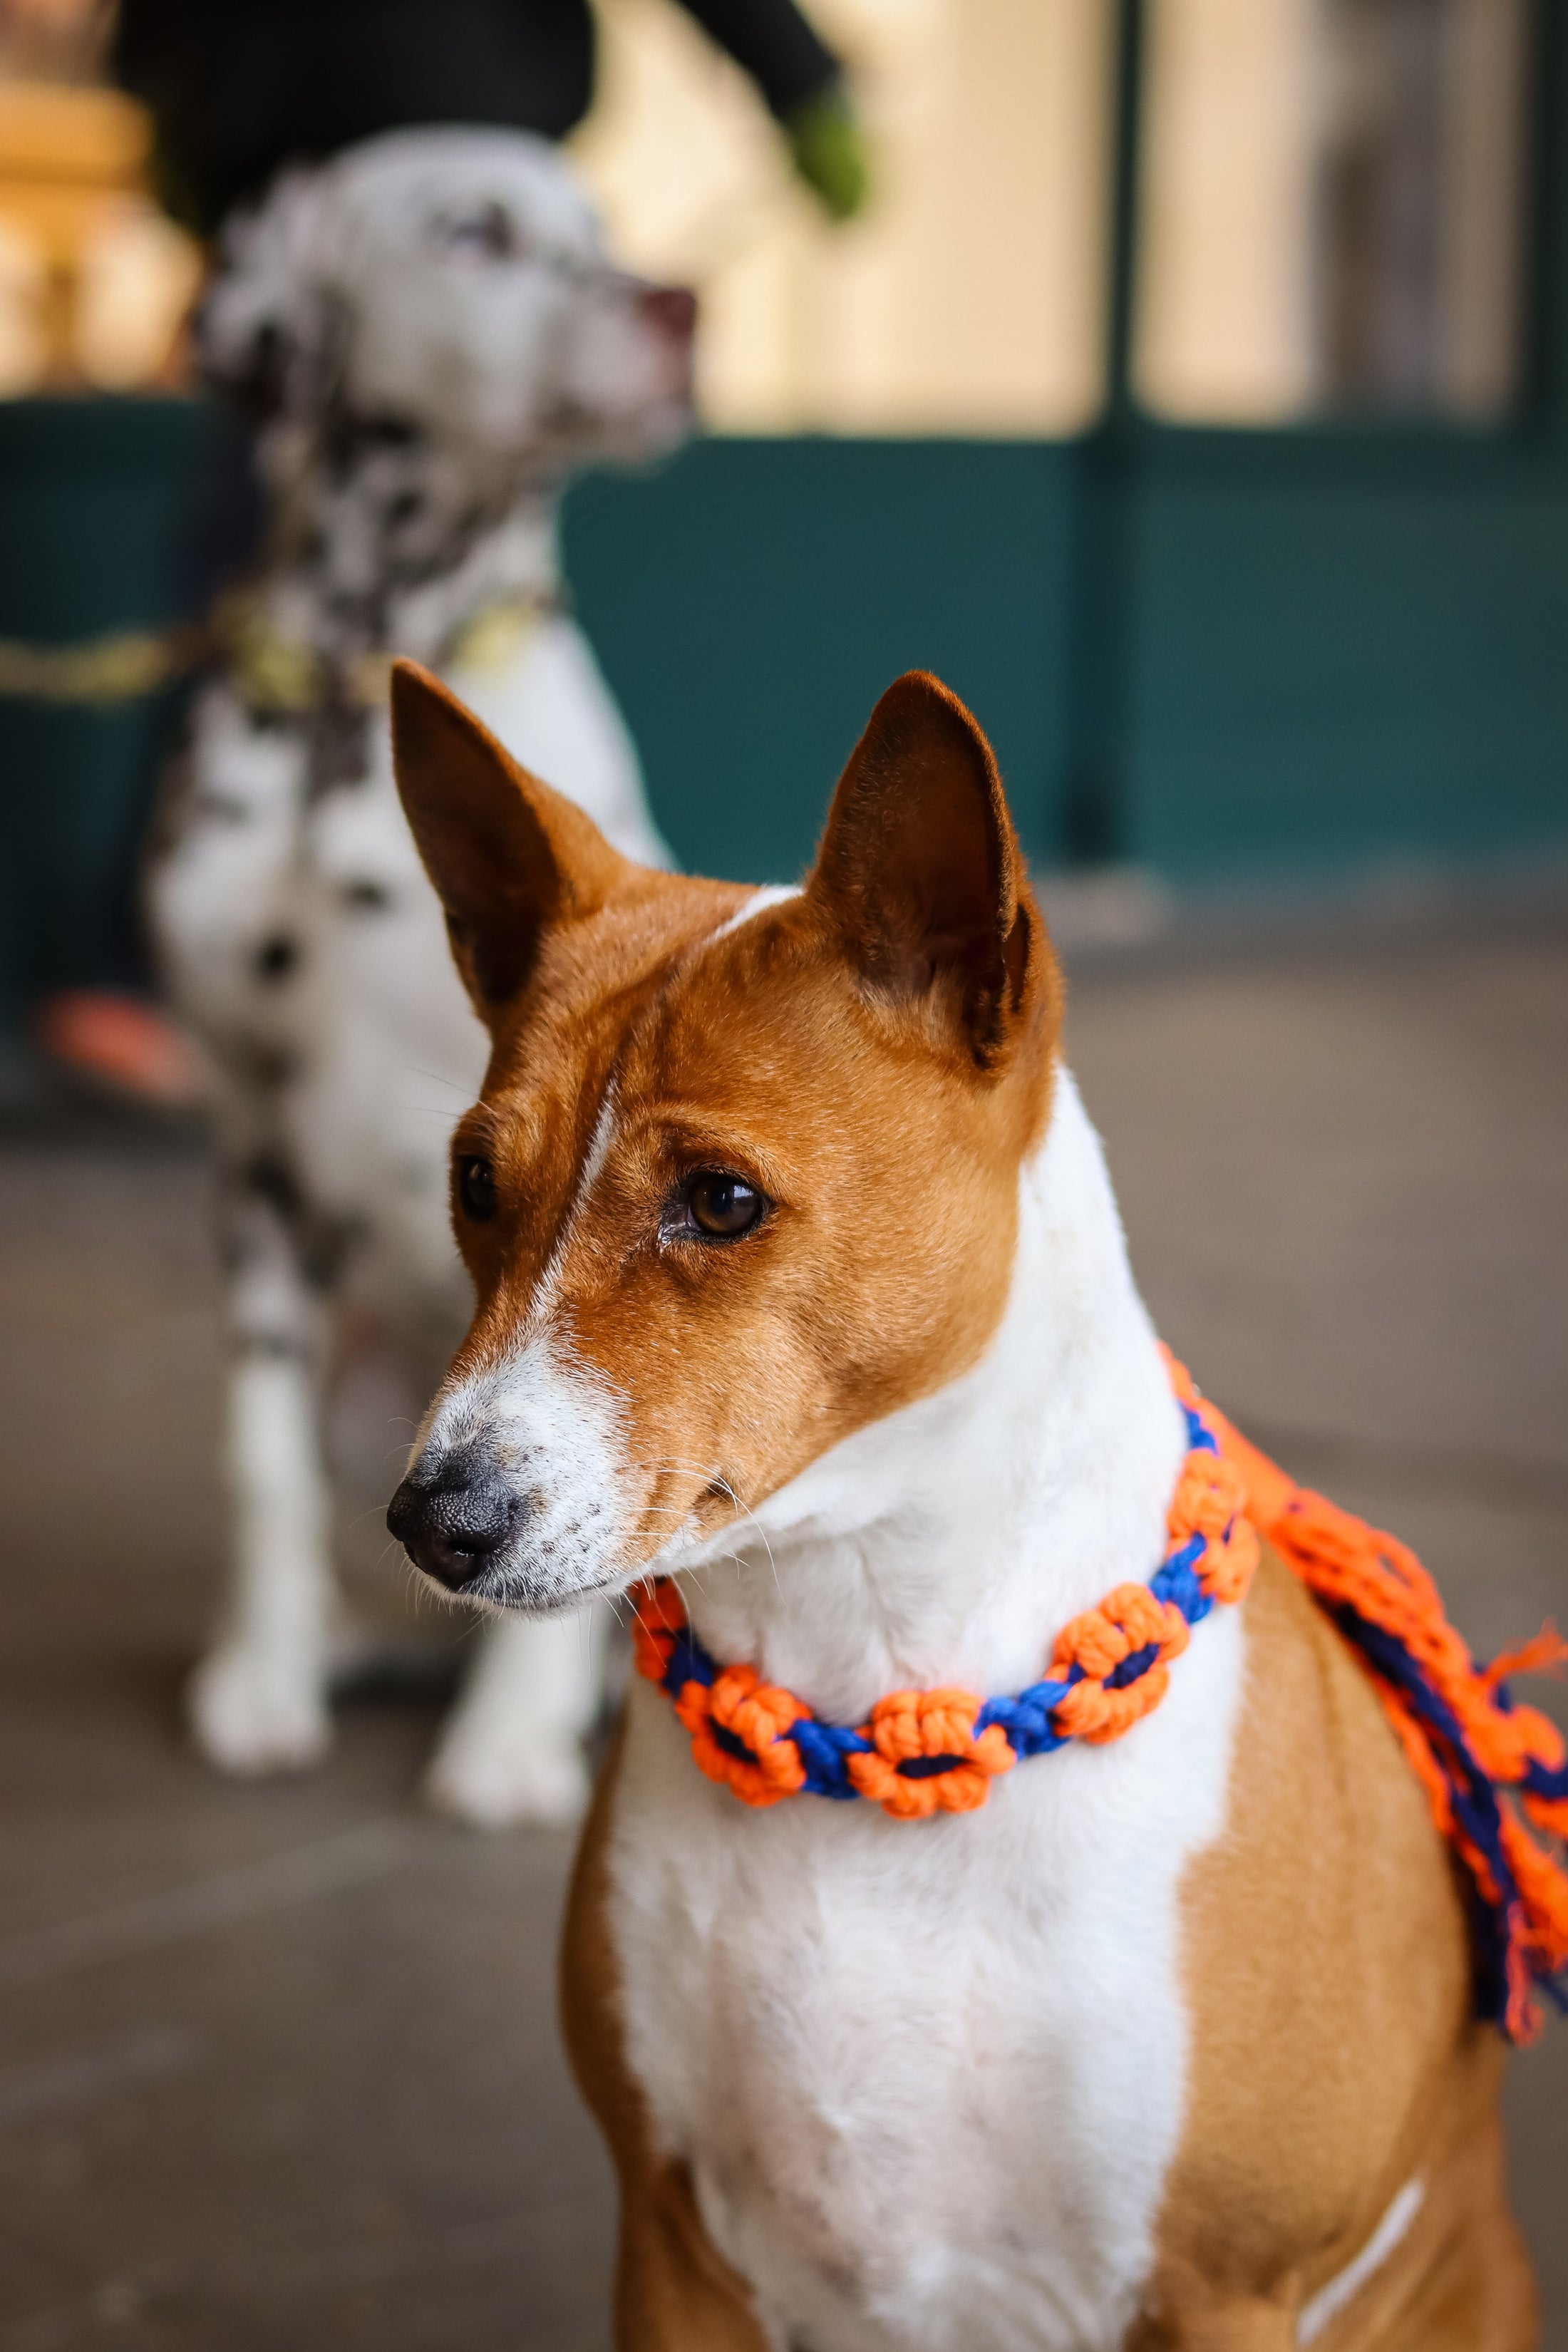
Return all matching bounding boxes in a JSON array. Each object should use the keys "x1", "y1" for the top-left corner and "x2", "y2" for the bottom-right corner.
[{"x1": 607, "y1": 1602, "x2": 1244, "y2": 2352}]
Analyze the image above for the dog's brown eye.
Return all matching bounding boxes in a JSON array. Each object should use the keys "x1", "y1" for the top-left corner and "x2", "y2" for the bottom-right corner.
[
  {"x1": 686, "y1": 1172, "x2": 765, "y2": 1240},
  {"x1": 457, "y1": 1155, "x2": 497, "y2": 1221},
  {"x1": 438, "y1": 201, "x2": 519, "y2": 261}
]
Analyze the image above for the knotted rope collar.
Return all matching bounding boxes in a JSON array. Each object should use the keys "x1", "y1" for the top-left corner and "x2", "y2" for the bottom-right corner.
[
  {"x1": 631, "y1": 1354, "x2": 1568, "y2": 2043},
  {"x1": 0, "y1": 587, "x2": 567, "y2": 713}
]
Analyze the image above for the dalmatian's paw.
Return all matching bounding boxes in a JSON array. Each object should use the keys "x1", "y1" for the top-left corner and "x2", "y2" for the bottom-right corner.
[
  {"x1": 421, "y1": 1719, "x2": 589, "y2": 1830},
  {"x1": 187, "y1": 1642, "x2": 333, "y2": 1775}
]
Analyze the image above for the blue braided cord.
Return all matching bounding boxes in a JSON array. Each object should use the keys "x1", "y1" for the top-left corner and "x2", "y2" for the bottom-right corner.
[
  {"x1": 1150, "y1": 1534, "x2": 1213, "y2": 1625},
  {"x1": 1107, "y1": 1639, "x2": 1160, "y2": 1689},
  {"x1": 664, "y1": 1627, "x2": 872, "y2": 1802},
  {"x1": 1523, "y1": 1752, "x2": 1568, "y2": 1803},
  {"x1": 1473, "y1": 1670, "x2": 1568, "y2": 1815},
  {"x1": 969, "y1": 1494, "x2": 1235, "y2": 1760},
  {"x1": 1325, "y1": 1604, "x2": 1568, "y2": 2026},
  {"x1": 1456, "y1": 1867, "x2": 1514, "y2": 2028},
  {"x1": 976, "y1": 1681, "x2": 1075, "y2": 1758},
  {"x1": 661, "y1": 1627, "x2": 715, "y2": 1698},
  {"x1": 1183, "y1": 1403, "x2": 1217, "y2": 1455},
  {"x1": 790, "y1": 1715, "x2": 872, "y2": 1800},
  {"x1": 708, "y1": 1718, "x2": 758, "y2": 1766},
  {"x1": 1337, "y1": 1613, "x2": 1514, "y2": 1845}
]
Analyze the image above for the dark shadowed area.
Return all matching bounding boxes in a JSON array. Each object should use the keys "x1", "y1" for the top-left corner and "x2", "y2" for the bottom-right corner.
[{"x1": 0, "y1": 901, "x2": 1564, "y2": 2351}]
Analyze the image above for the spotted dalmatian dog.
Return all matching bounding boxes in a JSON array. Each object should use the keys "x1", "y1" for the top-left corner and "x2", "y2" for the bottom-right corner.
[{"x1": 152, "y1": 128, "x2": 693, "y2": 1825}]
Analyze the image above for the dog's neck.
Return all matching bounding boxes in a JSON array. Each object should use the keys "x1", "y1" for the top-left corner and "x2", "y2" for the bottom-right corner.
[
  {"x1": 253, "y1": 414, "x2": 562, "y2": 663},
  {"x1": 671, "y1": 1070, "x2": 1187, "y2": 1729}
]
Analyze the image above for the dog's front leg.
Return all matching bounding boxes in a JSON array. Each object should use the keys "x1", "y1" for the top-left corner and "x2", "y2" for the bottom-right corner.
[
  {"x1": 423, "y1": 1606, "x2": 602, "y2": 1829},
  {"x1": 188, "y1": 1175, "x2": 335, "y2": 1773},
  {"x1": 562, "y1": 1723, "x2": 775, "y2": 2352}
]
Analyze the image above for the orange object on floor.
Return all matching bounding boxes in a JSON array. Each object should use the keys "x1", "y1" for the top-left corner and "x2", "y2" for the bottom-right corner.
[{"x1": 35, "y1": 989, "x2": 206, "y2": 1106}]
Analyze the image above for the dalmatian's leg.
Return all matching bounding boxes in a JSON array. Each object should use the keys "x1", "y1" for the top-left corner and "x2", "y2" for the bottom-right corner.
[
  {"x1": 189, "y1": 1167, "x2": 336, "y2": 1773},
  {"x1": 423, "y1": 1607, "x2": 602, "y2": 1829}
]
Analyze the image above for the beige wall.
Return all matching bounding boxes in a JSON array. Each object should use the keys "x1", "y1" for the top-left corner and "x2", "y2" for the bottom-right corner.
[
  {"x1": 0, "y1": 81, "x2": 199, "y2": 392},
  {"x1": 576, "y1": 0, "x2": 1528, "y2": 435},
  {"x1": 1134, "y1": 0, "x2": 1321, "y2": 420},
  {"x1": 0, "y1": 0, "x2": 1520, "y2": 423},
  {"x1": 1134, "y1": 0, "x2": 1526, "y2": 421},
  {"x1": 572, "y1": 0, "x2": 1114, "y2": 434}
]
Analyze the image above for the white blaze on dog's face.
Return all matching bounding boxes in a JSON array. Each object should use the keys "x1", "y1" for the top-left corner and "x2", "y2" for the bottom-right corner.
[
  {"x1": 384, "y1": 664, "x2": 1061, "y2": 1613},
  {"x1": 201, "y1": 127, "x2": 694, "y2": 462}
]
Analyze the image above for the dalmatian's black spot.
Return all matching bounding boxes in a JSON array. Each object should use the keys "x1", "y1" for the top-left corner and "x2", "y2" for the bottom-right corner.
[
  {"x1": 232, "y1": 1150, "x2": 366, "y2": 1291},
  {"x1": 300, "y1": 1212, "x2": 366, "y2": 1291},
  {"x1": 234, "y1": 1041, "x2": 301, "y2": 1090},
  {"x1": 341, "y1": 879, "x2": 393, "y2": 912},
  {"x1": 239, "y1": 1150, "x2": 305, "y2": 1222},
  {"x1": 438, "y1": 200, "x2": 519, "y2": 262},
  {"x1": 217, "y1": 319, "x2": 287, "y2": 425},
  {"x1": 216, "y1": 1226, "x2": 256, "y2": 1275},
  {"x1": 306, "y1": 695, "x2": 373, "y2": 798},
  {"x1": 195, "y1": 793, "x2": 254, "y2": 824},
  {"x1": 254, "y1": 932, "x2": 300, "y2": 981},
  {"x1": 235, "y1": 1331, "x2": 309, "y2": 1361},
  {"x1": 387, "y1": 489, "x2": 424, "y2": 528},
  {"x1": 360, "y1": 413, "x2": 421, "y2": 448},
  {"x1": 325, "y1": 409, "x2": 418, "y2": 481}
]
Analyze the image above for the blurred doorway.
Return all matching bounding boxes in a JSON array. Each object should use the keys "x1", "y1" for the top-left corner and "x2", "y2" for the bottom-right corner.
[{"x1": 1136, "y1": 0, "x2": 1530, "y2": 421}]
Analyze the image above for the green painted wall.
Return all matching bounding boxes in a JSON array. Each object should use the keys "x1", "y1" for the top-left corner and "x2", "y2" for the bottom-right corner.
[
  {"x1": 564, "y1": 428, "x2": 1568, "y2": 889},
  {"x1": 564, "y1": 436, "x2": 1081, "y2": 878},
  {"x1": 0, "y1": 398, "x2": 221, "y2": 1023},
  {"x1": 1128, "y1": 427, "x2": 1568, "y2": 882},
  {"x1": 2, "y1": 404, "x2": 1567, "y2": 1030}
]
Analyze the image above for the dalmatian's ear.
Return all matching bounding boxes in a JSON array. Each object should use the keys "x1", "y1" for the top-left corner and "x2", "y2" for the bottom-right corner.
[
  {"x1": 391, "y1": 661, "x2": 630, "y2": 1018},
  {"x1": 196, "y1": 167, "x2": 345, "y2": 422}
]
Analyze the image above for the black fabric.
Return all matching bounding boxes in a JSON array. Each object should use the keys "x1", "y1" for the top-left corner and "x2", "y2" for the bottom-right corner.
[
  {"x1": 113, "y1": 0, "x2": 842, "y2": 233},
  {"x1": 673, "y1": 0, "x2": 841, "y2": 124}
]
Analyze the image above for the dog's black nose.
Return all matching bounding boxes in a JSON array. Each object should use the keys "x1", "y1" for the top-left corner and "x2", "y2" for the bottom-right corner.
[
  {"x1": 387, "y1": 1452, "x2": 519, "y2": 1592},
  {"x1": 640, "y1": 284, "x2": 698, "y2": 345}
]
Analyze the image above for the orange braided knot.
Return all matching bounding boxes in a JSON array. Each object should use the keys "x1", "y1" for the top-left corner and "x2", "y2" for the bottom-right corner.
[
  {"x1": 630, "y1": 1394, "x2": 1259, "y2": 1822},
  {"x1": 1162, "y1": 1353, "x2": 1568, "y2": 2042},
  {"x1": 845, "y1": 1691, "x2": 1016, "y2": 1820}
]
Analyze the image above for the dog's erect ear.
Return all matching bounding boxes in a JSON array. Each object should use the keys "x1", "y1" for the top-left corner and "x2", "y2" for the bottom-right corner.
[
  {"x1": 806, "y1": 671, "x2": 1044, "y2": 1066},
  {"x1": 392, "y1": 661, "x2": 629, "y2": 1013}
]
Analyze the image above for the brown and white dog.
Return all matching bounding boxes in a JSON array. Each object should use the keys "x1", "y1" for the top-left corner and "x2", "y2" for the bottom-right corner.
[{"x1": 385, "y1": 661, "x2": 1537, "y2": 2351}]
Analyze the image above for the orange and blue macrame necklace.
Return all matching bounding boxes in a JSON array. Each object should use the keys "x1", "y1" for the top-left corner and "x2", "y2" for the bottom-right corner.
[{"x1": 631, "y1": 1356, "x2": 1568, "y2": 2044}]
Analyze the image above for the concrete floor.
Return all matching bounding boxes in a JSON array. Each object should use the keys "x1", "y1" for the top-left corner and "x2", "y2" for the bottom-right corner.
[{"x1": 1, "y1": 904, "x2": 1564, "y2": 2350}]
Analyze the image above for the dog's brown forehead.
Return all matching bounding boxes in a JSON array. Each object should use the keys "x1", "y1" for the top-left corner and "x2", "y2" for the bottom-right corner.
[
  {"x1": 470, "y1": 875, "x2": 814, "y2": 1200},
  {"x1": 472, "y1": 877, "x2": 930, "y2": 1274}
]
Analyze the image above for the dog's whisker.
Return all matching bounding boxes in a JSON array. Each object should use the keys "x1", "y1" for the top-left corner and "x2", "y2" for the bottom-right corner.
[
  {"x1": 348, "y1": 1502, "x2": 398, "y2": 1531},
  {"x1": 394, "y1": 1062, "x2": 475, "y2": 1097}
]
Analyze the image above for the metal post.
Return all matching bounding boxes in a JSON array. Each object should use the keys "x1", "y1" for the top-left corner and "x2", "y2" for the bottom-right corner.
[
  {"x1": 1061, "y1": 0, "x2": 1148, "y2": 865},
  {"x1": 1521, "y1": 0, "x2": 1568, "y2": 432}
]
